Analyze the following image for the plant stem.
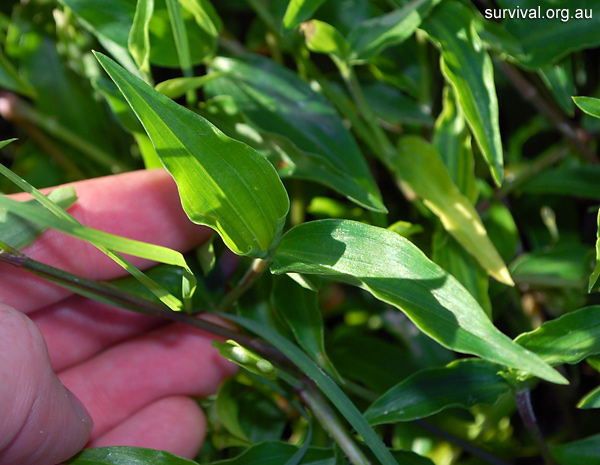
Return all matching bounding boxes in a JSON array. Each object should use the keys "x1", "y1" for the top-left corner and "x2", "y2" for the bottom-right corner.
[
  {"x1": 0, "y1": 93, "x2": 128, "y2": 173},
  {"x1": 217, "y1": 257, "x2": 271, "y2": 311},
  {"x1": 500, "y1": 62, "x2": 597, "y2": 164},
  {"x1": 515, "y1": 388, "x2": 557, "y2": 465},
  {"x1": 298, "y1": 382, "x2": 371, "y2": 465},
  {"x1": 0, "y1": 242, "x2": 286, "y2": 362}
]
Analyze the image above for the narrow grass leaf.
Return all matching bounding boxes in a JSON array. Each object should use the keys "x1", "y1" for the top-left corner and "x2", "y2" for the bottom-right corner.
[
  {"x1": 283, "y1": 0, "x2": 328, "y2": 30},
  {"x1": 155, "y1": 72, "x2": 225, "y2": 99},
  {"x1": 574, "y1": 96, "x2": 600, "y2": 118},
  {"x1": 271, "y1": 219, "x2": 565, "y2": 384},
  {"x1": 96, "y1": 53, "x2": 290, "y2": 258},
  {"x1": 578, "y1": 386, "x2": 600, "y2": 409},
  {"x1": 515, "y1": 306, "x2": 600, "y2": 366},
  {"x1": 165, "y1": 0, "x2": 193, "y2": 75},
  {"x1": 206, "y1": 55, "x2": 385, "y2": 213},
  {"x1": 218, "y1": 312, "x2": 400, "y2": 465},
  {"x1": 395, "y1": 136, "x2": 512, "y2": 286},
  {"x1": 347, "y1": 0, "x2": 439, "y2": 63},
  {"x1": 365, "y1": 359, "x2": 510, "y2": 424},
  {"x1": 128, "y1": 0, "x2": 154, "y2": 77},
  {"x1": 179, "y1": 0, "x2": 222, "y2": 37},
  {"x1": 422, "y1": 0, "x2": 504, "y2": 185}
]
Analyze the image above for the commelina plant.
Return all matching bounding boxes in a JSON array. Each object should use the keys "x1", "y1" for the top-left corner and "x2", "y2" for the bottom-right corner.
[{"x1": 1, "y1": 0, "x2": 600, "y2": 464}]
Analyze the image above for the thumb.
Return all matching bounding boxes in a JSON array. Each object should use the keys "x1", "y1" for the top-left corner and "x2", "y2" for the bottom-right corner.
[{"x1": 0, "y1": 305, "x2": 93, "y2": 465}]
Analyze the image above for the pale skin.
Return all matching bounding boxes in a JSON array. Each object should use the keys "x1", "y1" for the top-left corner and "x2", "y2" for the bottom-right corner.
[{"x1": 0, "y1": 169, "x2": 237, "y2": 465}]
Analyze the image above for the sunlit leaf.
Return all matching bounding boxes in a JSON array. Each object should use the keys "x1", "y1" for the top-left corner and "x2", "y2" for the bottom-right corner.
[
  {"x1": 300, "y1": 19, "x2": 349, "y2": 60},
  {"x1": 515, "y1": 306, "x2": 600, "y2": 366},
  {"x1": 283, "y1": 0, "x2": 328, "y2": 31},
  {"x1": 422, "y1": 0, "x2": 504, "y2": 186},
  {"x1": 155, "y1": 72, "x2": 225, "y2": 99},
  {"x1": 574, "y1": 96, "x2": 600, "y2": 118},
  {"x1": 578, "y1": 385, "x2": 600, "y2": 409},
  {"x1": 128, "y1": 0, "x2": 153, "y2": 76},
  {"x1": 96, "y1": 52, "x2": 290, "y2": 258},
  {"x1": 591, "y1": 210, "x2": 600, "y2": 292},
  {"x1": 271, "y1": 219, "x2": 565, "y2": 384},
  {"x1": 365, "y1": 359, "x2": 510, "y2": 424},
  {"x1": 206, "y1": 56, "x2": 386, "y2": 213},
  {"x1": 213, "y1": 340, "x2": 277, "y2": 379},
  {"x1": 395, "y1": 136, "x2": 512, "y2": 286}
]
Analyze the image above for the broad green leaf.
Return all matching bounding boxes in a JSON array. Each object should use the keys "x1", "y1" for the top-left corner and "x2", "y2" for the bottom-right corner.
[
  {"x1": 522, "y1": 165, "x2": 600, "y2": 200},
  {"x1": 300, "y1": 20, "x2": 349, "y2": 60},
  {"x1": 213, "y1": 340, "x2": 277, "y2": 379},
  {"x1": 433, "y1": 86, "x2": 478, "y2": 203},
  {"x1": 271, "y1": 219, "x2": 565, "y2": 384},
  {"x1": 574, "y1": 96, "x2": 600, "y2": 118},
  {"x1": 218, "y1": 312, "x2": 400, "y2": 465},
  {"x1": 155, "y1": 72, "x2": 225, "y2": 99},
  {"x1": 212, "y1": 442, "x2": 336, "y2": 465},
  {"x1": 362, "y1": 81, "x2": 433, "y2": 126},
  {"x1": 481, "y1": 201, "x2": 519, "y2": 264},
  {"x1": 551, "y1": 433, "x2": 600, "y2": 465},
  {"x1": 0, "y1": 48, "x2": 36, "y2": 97},
  {"x1": 510, "y1": 244, "x2": 593, "y2": 289},
  {"x1": 395, "y1": 136, "x2": 512, "y2": 286},
  {"x1": 496, "y1": 0, "x2": 600, "y2": 69},
  {"x1": 347, "y1": 0, "x2": 439, "y2": 63},
  {"x1": 578, "y1": 386, "x2": 600, "y2": 409},
  {"x1": 515, "y1": 306, "x2": 600, "y2": 366},
  {"x1": 96, "y1": 53, "x2": 289, "y2": 258},
  {"x1": 128, "y1": 0, "x2": 153, "y2": 76},
  {"x1": 272, "y1": 275, "x2": 338, "y2": 378},
  {"x1": 422, "y1": 1, "x2": 504, "y2": 186},
  {"x1": 432, "y1": 231, "x2": 491, "y2": 317},
  {"x1": 364, "y1": 359, "x2": 510, "y2": 424},
  {"x1": 539, "y1": 58, "x2": 575, "y2": 116},
  {"x1": 0, "y1": 186, "x2": 77, "y2": 250},
  {"x1": 206, "y1": 56, "x2": 385, "y2": 213},
  {"x1": 283, "y1": 0, "x2": 328, "y2": 30},
  {"x1": 591, "y1": 210, "x2": 600, "y2": 292},
  {"x1": 200, "y1": 95, "x2": 380, "y2": 216},
  {"x1": 64, "y1": 446, "x2": 197, "y2": 464}
]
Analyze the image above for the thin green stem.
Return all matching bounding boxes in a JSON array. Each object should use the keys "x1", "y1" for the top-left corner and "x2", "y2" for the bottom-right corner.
[
  {"x1": 217, "y1": 257, "x2": 271, "y2": 311},
  {"x1": 0, "y1": 93, "x2": 127, "y2": 173},
  {"x1": 298, "y1": 382, "x2": 371, "y2": 465}
]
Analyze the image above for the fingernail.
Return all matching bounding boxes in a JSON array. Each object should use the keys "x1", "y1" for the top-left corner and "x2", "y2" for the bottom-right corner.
[{"x1": 65, "y1": 388, "x2": 94, "y2": 435}]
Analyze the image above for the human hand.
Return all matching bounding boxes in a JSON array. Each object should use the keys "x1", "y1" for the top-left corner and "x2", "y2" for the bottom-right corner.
[{"x1": 0, "y1": 169, "x2": 237, "y2": 465}]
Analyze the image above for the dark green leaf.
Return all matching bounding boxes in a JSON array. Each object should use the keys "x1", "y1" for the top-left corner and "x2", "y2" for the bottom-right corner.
[
  {"x1": 362, "y1": 81, "x2": 433, "y2": 126},
  {"x1": 271, "y1": 219, "x2": 565, "y2": 384},
  {"x1": 206, "y1": 55, "x2": 386, "y2": 213},
  {"x1": 521, "y1": 165, "x2": 600, "y2": 200},
  {"x1": 0, "y1": 186, "x2": 77, "y2": 250},
  {"x1": 422, "y1": 0, "x2": 504, "y2": 186},
  {"x1": 515, "y1": 306, "x2": 600, "y2": 366},
  {"x1": 590, "y1": 210, "x2": 600, "y2": 292},
  {"x1": 283, "y1": 0, "x2": 328, "y2": 30},
  {"x1": 551, "y1": 433, "x2": 600, "y2": 465},
  {"x1": 539, "y1": 58, "x2": 575, "y2": 116},
  {"x1": 395, "y1": 136, "x2": 512, "y2": 285},
  {"x1": 64, "y1": 446, "x2": 198, "y2": 464},
  {"x1": 365, "y1": 359, "x2": 510, "y2": 424},
  {"x1": 578, "y1": 386, "x2": 600, "y2": 409},
  {"x1": 0, "y1": 48, "x2": 36, "y2": 97},
  {"x1": 347, "y1": 0, "x2": 439, "y2": 63},
  {"x1": 96, "y1": 53, "x2": 289, "y2": 258},
  {"x1": 212, "y1": 442, "x2": 336, "y2": 465},
  {"x1": 496, "y1": 0, "x2": 600, "y2": 69}
]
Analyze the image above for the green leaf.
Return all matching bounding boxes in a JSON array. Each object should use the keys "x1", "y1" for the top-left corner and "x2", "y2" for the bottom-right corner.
[
  {"x1": 395, "y1": 136, "x2": 512, "y2": 286},
  {"x1": 165, "y1": 0, "x2": 193, "y2": 74},
  {"x1": 591, "y1": 210, "x2": 600, "y2": 292},
  {"x1": 0, "y1": 48, "x2": 36, "y2": 98},
  {"x1": 515, "y1": 306, "x2": 600, "y2": 366},
  {"x1": 155, "y1": 72, "x2": 225, "y2": 99},
  {"x1": 496, "y1": 0, "x2": 600, "y2": 69},
  {"x1": 521, "y1": 165, "x2": 600, "y2": 200},
  {"x1": 422, "y1": 1, "x2": 504, "y2": 186},
  {"x1": 433, "y1": 86, "x2": 478, "y2": 204},
  {"x1": 271, "y1": 219, "x2": 565, "y2": 384},
  {"x1": 0, "y1": 186, "x2": 77, "y2": 250},
  {"x1": 300, "y1": 20, "x2": 349, "y2": 60},
  {"x1": 578, "y1": 385, "x2": 600, "y2": 409},
  {"x1": 206, "y1": 55, "x2": 386, "y2": 213},
  {"x1": 64, "y1": 446, "x2": 198, "y2": 464},
  {"x1": 283, "y1": 0, "x2": 328, "y2": 31},
  {"x1": 96, "y1": 52, "x2": 289, "y2": 258},
  {"x1": 347, "y1": 0, "x2": 439, "y2": 63},
  {"x1": 212, "y1": 442, "x2": 336, "y2": 465},
  {"x1": 179, "y1": 0, "x2": 222, "y2": 37},
  {"x1": 213, "y1": 340, "x2": 277, "y2": 379},
  {"x1": 364, "y1": 359, "x2": 510, "y2": 424},
  {"x1": 539, "y1": 58, "x2": 575, "y2": 116},
  {"x1": 551, "y1": 433, "x2": 600, "y2": 465},
  {"x1": 510, "y1": 244, "x2": 593, "y2": 289},
  {"x1": 218, "y1": 312, "x2": 400, "y2": 465},
  {"x1": 362, "y1": 81, "x2": 433, "y2": 126},
  {"x1": 128, "y1": 0, "x2": 153, "y2": 76},
  {"x1": 574, "y1": 96, "x2": 600, "y2": 118},
  {"x1": 272, "y1": 275, "x2": 339, "y2": 378}
]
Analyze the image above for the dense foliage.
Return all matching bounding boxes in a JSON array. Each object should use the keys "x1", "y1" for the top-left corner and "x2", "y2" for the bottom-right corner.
[{"x1": 2, "y1": 0, "x2": 600, "y2": 464}]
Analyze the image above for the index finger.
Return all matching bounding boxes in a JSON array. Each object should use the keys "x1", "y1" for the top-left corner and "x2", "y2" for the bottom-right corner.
[{"x1": 0, "y1": 169, "x2": 211, "y2": 313}]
